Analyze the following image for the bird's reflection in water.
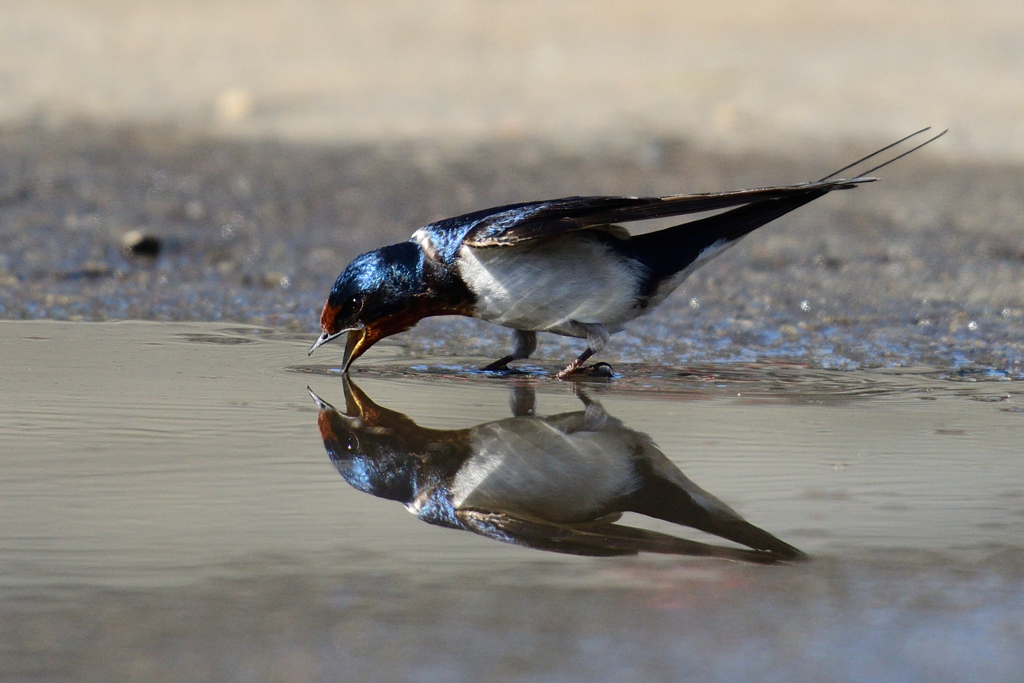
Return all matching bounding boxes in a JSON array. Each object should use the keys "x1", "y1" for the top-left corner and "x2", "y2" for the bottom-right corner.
[{"x1": 310, "y1": 380, "x2": 805, "y2": 564}]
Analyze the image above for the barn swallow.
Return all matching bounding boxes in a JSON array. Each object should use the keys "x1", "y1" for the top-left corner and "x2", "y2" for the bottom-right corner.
[
  {"x1": 310, "y1": 128, "x2": 945, "y2": 377},
  {"x1": 309, "y1": 379, "x2": 804, "y2": 561}
]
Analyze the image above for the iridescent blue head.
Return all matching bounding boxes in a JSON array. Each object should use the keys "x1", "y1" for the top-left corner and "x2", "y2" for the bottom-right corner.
[
  {"x1": 309, "y1": 385, "x2": 418, "y2": 503},
  {"x1": 308, "y1": 241, "x2": 430, "y2": 368}
]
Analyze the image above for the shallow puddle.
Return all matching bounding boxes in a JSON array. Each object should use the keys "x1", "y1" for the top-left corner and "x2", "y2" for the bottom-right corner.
[{"x1": 3, "y1": 321, "x2": 1024, "y2": 681}]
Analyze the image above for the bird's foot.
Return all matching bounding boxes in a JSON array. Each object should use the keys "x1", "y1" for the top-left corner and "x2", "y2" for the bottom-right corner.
[
  {"x1": 556, "y1": 362, "x2": 614, "y2": 380},
  {"x1": 482, "y1": 354, "x2": 516, "y2": 372},
  {"x1": 481, "y1": 356, "x2": 534, "y2": 375}
]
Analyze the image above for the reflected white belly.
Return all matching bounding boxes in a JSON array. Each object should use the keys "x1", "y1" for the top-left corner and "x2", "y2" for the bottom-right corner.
[
  {"x1": 451, "y1": 419, "x2": 642, "y2": 523},
  {"x1": 457, "y1": 234, "x2": 644, "y2": 337}
]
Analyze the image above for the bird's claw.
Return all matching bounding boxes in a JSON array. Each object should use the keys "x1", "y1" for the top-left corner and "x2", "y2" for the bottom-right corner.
[
  {"x1": 556, "y1": 362, "x2": 614, "y2": 380},
  {"x1": 481, "y1": 361, "x2": 510, "y2": 372}
]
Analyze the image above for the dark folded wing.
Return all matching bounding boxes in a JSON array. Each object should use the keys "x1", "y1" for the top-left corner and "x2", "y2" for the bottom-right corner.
[
  {"x1": 461, "y1": 178, "x2": 871, "y2": 248},
  {"x1": 455, "y1": 509, "x2": 791, "y2": 562}
]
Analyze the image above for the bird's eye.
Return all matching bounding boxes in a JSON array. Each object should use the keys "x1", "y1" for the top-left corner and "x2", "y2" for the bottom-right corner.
[{"x1": 340, "y1": 296, "x2": 361, "y2": 318}]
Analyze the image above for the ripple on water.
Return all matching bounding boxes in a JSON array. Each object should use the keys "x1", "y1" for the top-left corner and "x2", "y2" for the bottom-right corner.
[
  {"x1": 292, "y1": 357, "x2": 1024, "y2": 407},
  {"x1": 4, "y1": 321, "x2": 1024, "y2": 682}
]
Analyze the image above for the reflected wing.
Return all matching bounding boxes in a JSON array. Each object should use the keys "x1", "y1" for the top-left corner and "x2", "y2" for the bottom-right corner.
[
  {"x1": 456, "y1": 509, "x2": 795, "y2": 563},
  {"x1": 461, "y1": 179, "x2": 870, "y2": 248}
]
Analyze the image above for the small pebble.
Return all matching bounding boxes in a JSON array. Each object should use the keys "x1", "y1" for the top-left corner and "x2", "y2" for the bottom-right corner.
[{"x1": 122, "y1": 230, "x2": 161, "y2": 258}]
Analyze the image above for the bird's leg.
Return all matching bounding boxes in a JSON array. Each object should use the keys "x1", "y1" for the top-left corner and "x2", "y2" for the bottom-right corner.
[
  {"x1": 556, "y1": 347, "x2": 594, "y2": 379},
  {"x1": 508, "y1": 383, "x2": 536, "y2": 416},
  {"x1": 567, "y1": 386, "x2": 608, "y2": 432},
  {"x1": 482, "y1": 330, "x2": 537, "y2": 372},
  {"x1": 556, "y1": 323, "x2": 610, "y2": 379}
]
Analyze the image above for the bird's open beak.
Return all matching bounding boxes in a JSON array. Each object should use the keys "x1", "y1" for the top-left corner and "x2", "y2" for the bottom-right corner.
[
  {"x1": 308, "y1": 329, "x2": 346, "y2": 356},
  {"x1": 309, "y1": 322, "x2": 370, "y2": 360},
  {"x1": 341, "y1": 326, "x2": 373, "y2": 372},
  {"x1": 309, "y1": 320, "x2": 387, "y2": 372},
  {"x1": 306, "y1": 379, "x2": 371, "y2": 421},
  {"x1": 306, "y1": 386, "x2": 336, "y2": 411},
  {"x1": 306, "y1": 324, "x2": 374, "y2": 370}
]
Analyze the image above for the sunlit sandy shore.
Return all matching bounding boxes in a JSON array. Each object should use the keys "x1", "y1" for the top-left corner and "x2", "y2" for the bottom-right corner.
[{"x1": 1, "y1": 0, "x2": 1021, "y2": 161}]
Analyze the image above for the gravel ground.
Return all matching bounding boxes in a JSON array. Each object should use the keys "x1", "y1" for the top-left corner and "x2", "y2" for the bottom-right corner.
[{"x1": 2, "y1": 122, "x2": 1023, "y2": 374}]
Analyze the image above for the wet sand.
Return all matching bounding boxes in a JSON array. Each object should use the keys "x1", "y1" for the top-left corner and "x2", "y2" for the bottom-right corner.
[
  {"x1": 3, "y1": 122, "x2": 1024, "y2": 375},
  {"x1": 3, "y1": 321, "x2": 1024, "y2": 681}
]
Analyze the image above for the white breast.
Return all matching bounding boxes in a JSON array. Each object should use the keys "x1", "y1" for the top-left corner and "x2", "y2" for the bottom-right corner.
[{"x1": 456, "y1": 233, "x2": 644, "y2": 336}]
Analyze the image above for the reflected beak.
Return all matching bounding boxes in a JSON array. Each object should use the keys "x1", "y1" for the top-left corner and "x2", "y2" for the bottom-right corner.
[{"x1": 306, "y1": 386, "x2": 336, "y2": 411}]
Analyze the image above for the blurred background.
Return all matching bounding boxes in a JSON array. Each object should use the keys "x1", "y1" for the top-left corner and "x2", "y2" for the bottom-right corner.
[
  {"x1": 3, "y1": 0, "x2": 1021, "y2": 158},
  {"x1": 1, "y1": 0, "x2": 1022, "y2": 368},
  {"x1": 4, "y1": 7, "x2": 1024, "y2": 679}
]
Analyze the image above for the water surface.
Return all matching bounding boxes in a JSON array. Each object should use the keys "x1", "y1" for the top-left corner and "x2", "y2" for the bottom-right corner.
[{"x1": 2, "y1": 321, "x2": 1023, "y2": 681}]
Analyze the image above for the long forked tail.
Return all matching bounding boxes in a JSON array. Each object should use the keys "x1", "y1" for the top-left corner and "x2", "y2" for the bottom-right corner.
[
  {"x1": 626, "y1": 128, "x2": 946, "y2": 293},
  {"x1": 818, "y1": 127, "x2": 947, "y2": 182}
]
